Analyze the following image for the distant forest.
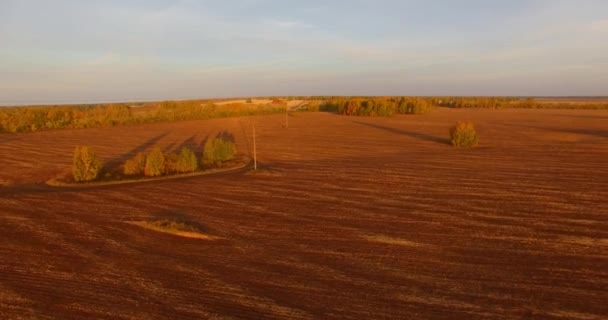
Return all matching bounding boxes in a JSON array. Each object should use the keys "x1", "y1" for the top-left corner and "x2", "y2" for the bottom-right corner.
[
  {"x1": 316, "y1": 96, "x2": 608, "y2": 115},
  {"x1": 1, "y1": 97, "x2": 606, "y2": 133},
  {"x1": 0, "y1": 100, "x2": 285, "y2": 133}
]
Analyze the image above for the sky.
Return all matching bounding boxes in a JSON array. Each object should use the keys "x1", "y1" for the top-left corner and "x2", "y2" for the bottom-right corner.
[{"x1": 1, "y1": 0, "x2": 607, "y2": 105}]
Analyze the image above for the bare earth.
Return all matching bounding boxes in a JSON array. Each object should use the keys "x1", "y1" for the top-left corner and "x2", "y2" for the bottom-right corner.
[{"x1": 0, "y1": 108, "x2": 607, "y2": 319}]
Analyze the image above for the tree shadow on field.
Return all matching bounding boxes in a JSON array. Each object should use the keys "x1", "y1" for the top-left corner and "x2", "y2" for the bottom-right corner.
[
  {"x1": 176, "y1": 135, "x2": 198, "y2": 153},
  {"x1": 566, "y1": 128, "x2": 608, "y2": 138},
  {"x1": 151, "y1": 208, "x2": 211, "y2": 234},
  {"x1": 353, "y1": 121, "x2": 450, "y2": 145},
  {"x1": 111, "y1": 132, "x2": 169, "y2": 166},
  {"x1": 217, "y1": 131, "x2": 235, "y2": 143},
  {"x1": 196, "y1": 137, "x2": 209, "y2": 158},
  {"x1": 163, "y1": 142, "x2": 177, "y2": 154},
  {"x1": 541, "y1": 127, "x2": 608, "y2": 139},
  {"x1": 0, "y1": 135, "x2": 21, "y2": 144},
  {"x1": 501, "y1": 123, "x2": 608, "y2": 139},
  {"x1": 553, "y1": 114, "x2": 608, "y2": 120},
  {"x1": 238, "y1": 120, "x2": 252, "y2": 157}
]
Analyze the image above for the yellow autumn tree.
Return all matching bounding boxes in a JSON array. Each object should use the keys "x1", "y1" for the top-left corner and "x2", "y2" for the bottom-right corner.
[{"x1": 72, "y1": 146, "x2": 102, "y2": 182}]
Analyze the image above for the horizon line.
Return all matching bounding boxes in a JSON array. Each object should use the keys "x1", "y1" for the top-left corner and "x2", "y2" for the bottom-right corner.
[{"x1": 2, "y1": 95, "x2": 608, "y2": 107}]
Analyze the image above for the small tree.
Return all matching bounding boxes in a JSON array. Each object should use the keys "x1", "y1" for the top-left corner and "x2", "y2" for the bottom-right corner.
[
  {"x1": 450, "y1": 121, "x2": 479, "y2": 147},
  {"x1": 410, "y1": 100, "x2": 432, "y2": 114},
  {"x1": 163, "y1": 152, "x2": 179, "y2": 175},
  {"x1": 202, "y1": 136, "x2": 236, "y2": 167},
  {"x1": 72, "y1": 146, "x2": 102, "y2": 182},
  {"x1": 144, "y1": 147, "x2": 165, "y2": 176},
  {"x1": 400, "y1": 98, "x2": 433, "y2": 114},
  {"x1": 176, "y1": 147, "x2": 198, "y2": 173},
  {"x1": 246, "y1": 98, "x2": 253, "y2": 104},
  {"x1": 123, "y1": 152, "x2": 146, "y2": 176}
]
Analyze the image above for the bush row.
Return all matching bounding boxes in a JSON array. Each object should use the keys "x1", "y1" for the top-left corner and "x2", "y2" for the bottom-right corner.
[
  {"x1": 123, "y1": 137, "x2": 237, "y2": 178},
  {"x1": 125, "y1": 146, "x2": 199, "y2": 177},
  {"x1": 71, "y1": 135, "x2": 237, "y2": 182}
]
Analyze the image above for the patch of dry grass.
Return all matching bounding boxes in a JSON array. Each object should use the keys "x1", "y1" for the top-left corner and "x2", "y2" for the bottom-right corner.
[
  {"x1": 546, "y1": 310, "x2": 605, "y2": 320},
  {"x1": 215, "y1": 99, "x2": 272, "y2": 106},
  {"x1": 245, "y1": 168, "x2": 284, "y2": 177},
  {"x1": 364, "y1": 234, "x2": 429, "y2": 247},
  {"x1": 559, "y1": 236, "x2": 608, "y2": 247},
  {"x1": 127, "y1": 220, "x2": 213, "y2": 240}
]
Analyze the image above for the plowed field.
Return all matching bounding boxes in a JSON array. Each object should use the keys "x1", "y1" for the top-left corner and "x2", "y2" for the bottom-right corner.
[{"x1": 1, "y1": 108, "x2": 607, "y2": 319}]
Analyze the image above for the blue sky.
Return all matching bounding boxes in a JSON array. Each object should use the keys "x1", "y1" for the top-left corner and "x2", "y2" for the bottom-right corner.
[{"x1": 1, "y1": 0, "x2": 607, "y2": 104}]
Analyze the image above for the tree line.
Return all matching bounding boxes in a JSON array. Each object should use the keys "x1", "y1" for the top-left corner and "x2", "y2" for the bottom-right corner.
[
  {"x1": 318, "y1": 96, "x2": 608, "y2": 116},
  {"x1": 0, "y1": 100, "x2": 285, "y2": 133},
  {"x1": 438, "y1": 97, "x2": 608, "y2": 109},
  {"x1": 320, "y1": 97, "x2": 434, "y2": 116},
  {"x1": 3, "y1": 97, "x2": 606, "y2": 133}
]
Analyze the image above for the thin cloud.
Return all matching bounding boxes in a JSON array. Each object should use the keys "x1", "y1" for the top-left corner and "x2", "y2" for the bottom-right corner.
[
  {"x1": 2, "y1": 0, "x2": 608, "y2": 103},
  {"x1": 86, "y1": 53, "x2": 121, "y2": 66},
  {"x1": 264, "y1": 19, "x2": 314, "y2": 29},
  {"x1": 589, "y1": 19, "x2": 608, "y2": 31}
]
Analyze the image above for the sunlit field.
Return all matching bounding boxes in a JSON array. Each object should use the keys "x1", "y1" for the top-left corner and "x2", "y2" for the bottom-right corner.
[{"x1": 1, "y1": 108, "x2": 606, "y2": 319}]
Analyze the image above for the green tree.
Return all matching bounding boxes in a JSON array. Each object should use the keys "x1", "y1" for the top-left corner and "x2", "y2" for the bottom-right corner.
[
  {"x1": 144, "y1": 147, "x2": 165, "y2": 177},
  {"x1": 202, "y1": 137, "x2": 236, "y2": 167},
  {"x1": 176, "y1": 147, "x2": 198, "y2": 173},
  {"x1": 72, "y1": 146, "x2": 102, "y2": 182}
]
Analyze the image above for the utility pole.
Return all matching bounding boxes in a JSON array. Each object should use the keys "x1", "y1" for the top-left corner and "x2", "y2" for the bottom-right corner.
[{"x1": 252, "y1": 123, "x2": 257, "y2": 171}]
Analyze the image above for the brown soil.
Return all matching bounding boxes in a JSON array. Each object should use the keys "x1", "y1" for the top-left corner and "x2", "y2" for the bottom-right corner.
[{"x1": 0, "y1": 109, "x2": 607, "y2": 319}]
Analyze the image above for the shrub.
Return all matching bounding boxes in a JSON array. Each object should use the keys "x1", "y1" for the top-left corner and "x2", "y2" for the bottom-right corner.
[
  {"x1": 246, "y1": 98, "x2": 253, "y2": 103},
  {"x1": 144, "y1": 147, "x2": 165, "y2": 176},
  {"x1": 72, "y1": 146, "x2": 102, "y2": 182},
  {"x1": 176, "y1": 147, "x2": 198, "y2": 173},
  {"x1": 410, "y1": 100, "x2": 433, "y2": 114},
  {"x1": 123, "y1": 152, "x2": 146, "y2": 176},
  {"x1": 376, "y1": 100, "x2": 395, "y2": 116},
  {"x1": 450, "y1": 121, "x2": 479, "y2": 147},
  {"x1": 398, "y1": 98, "x2": 433, "y2": 114},
  {"x1": 202, "y1": 136, "x2": 236, "y2": 167},
  {"x1": 319, "y1": 101, "x2": 339, "y2": 112},
  {"x1": 306, "y1": 101, "x2": 320, "y2": 112},
  {"x1": 163, "y1": 152, "x2": 179, "y2": 175}
]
